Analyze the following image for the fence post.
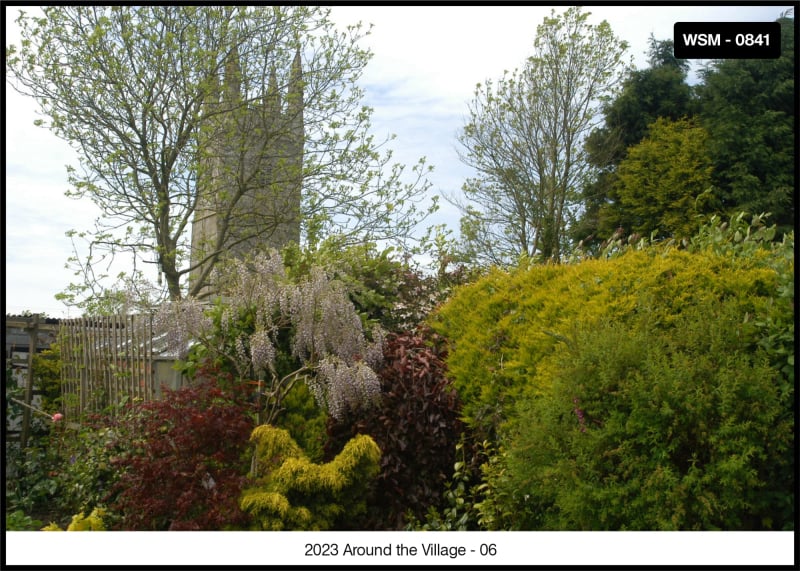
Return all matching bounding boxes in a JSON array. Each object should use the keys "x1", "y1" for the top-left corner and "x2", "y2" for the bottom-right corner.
[{"x1": 20, "y1": 314, "x2": 39, "y2": 449}]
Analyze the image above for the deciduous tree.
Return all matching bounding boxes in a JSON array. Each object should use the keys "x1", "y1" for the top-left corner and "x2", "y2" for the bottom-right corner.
[
  {"x1": 6, "y1": 6, "x2": 434, "y2": 312},
  {"x1": 453, "y1": 6, "x2": 628, "y2": 265}
]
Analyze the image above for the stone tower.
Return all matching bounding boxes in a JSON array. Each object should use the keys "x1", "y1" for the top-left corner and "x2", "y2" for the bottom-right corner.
[{"x1": 190, "y1": 47, "x2": 304, "y2": 298}]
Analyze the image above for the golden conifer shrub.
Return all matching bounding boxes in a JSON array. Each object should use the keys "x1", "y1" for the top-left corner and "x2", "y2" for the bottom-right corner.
[{"x1": 240, "y1": 425, "x2": 381, "y2": 530}]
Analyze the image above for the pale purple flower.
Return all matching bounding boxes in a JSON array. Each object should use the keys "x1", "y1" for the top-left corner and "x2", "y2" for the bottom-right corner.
[
  {"x1": 167, "y1": 249, "x2": 385, "y2": 418},
  {"x1": 153, "y1": 298, "x2": 212, "y2": 359},
  {"x1": 250, "y1": 329, "x2": 276, "y2": 373},
  {"x1": 312, "y1": 357, "x2": 381, "y2": 420}
]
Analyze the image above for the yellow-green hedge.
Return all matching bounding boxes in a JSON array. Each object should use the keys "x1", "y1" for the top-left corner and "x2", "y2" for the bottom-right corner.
[
  {"x1": 432, "y1": 234, "x2": 789, "y2": 440},
  {"x1": 431, "y1": 217, "x2": 793, "y2": 529}
]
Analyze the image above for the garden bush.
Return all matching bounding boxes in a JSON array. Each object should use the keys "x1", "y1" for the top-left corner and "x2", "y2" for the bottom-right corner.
[
  {"x1": 31, "y1": 344, "x2": 63, "y2": 414},
  {"x1": 432, "y1": 214, "x2": 793, "y2": 442},
  {"x1": 4, "y1": 398, "x2": 66, "y2": 526},
  {"x1": 487, "y1": 301, "x2": 793, "y2": 530},
  {"x1": 5, "y1": 510, "x2": 43, "y2": 531},
  {"x1": 325, "y1": 327, "x2": 467, "y2": 529},
  {"x1": 240, "y1": 425, "x2": 381, "y2": 530},
  {"x1": 109, "y1": 374, "x2": 255, "y2": 530},
  {"x1": 49, "y1": 412, "x2": 128, "y2": 523},
  {"x1": 41, "y1": 507, "x2": 107, "y2": 531},
  {"x1": 432, "y1": 213, "x2": 793, "y2": 530}
]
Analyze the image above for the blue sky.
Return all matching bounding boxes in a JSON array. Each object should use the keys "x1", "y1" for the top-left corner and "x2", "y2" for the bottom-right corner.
[{"x1": 4, "y1": 4, "x2": 791, "y2": 317}]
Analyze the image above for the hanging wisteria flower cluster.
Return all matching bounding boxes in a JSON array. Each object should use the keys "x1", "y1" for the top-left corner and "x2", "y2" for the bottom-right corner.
[
  {"x1": 153, "y1": 250, "x2": 385, "y2": 420},
  {"x1": 153, "y1": 297, "x2": 213, "y2": 359},
  {"x1": 311, "y1": 357, "x2": 382, "y2": 421}
]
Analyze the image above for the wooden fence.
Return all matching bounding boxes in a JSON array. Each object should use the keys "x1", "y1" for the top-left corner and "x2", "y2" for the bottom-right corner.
[
  {"x1": 60, "y1": 314, "x2": 159, "y2": 418},
  {"x1": 5, "y1": 314, "x2": 62, "y2": 447}
]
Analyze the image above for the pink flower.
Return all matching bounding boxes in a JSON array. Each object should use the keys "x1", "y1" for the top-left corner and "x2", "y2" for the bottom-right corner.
[{"x1": 52, "y1": 413, "x2": 64, "y2": 422}]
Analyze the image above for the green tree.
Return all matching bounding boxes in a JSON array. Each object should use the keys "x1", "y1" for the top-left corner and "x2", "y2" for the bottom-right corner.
[
  {"x1": 694, "y1": 14, "x2": 794, "y2": 236},
  {"x1": 611, "y1": 117, "x2": 715, "y2": 240},
  {"x1": 574, "y1": 37, "x2": 693, "y2": 248},
  {"x1": 6, "y1": 6, "x2": 434, "y2": 311},
  {"x1": 453, "y1": 6, "x2": 628, "y2": 265}
]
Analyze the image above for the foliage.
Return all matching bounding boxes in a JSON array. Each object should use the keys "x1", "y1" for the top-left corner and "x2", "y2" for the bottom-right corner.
[
  {"x1": 5, "y1": 359, "x2": 54, "y2": 442},
  {"x1": 687, "y1": 213, "x2": 794, "y2": 387},
  {"x1": 7, "y1": 5, "x2": 434, "y2": 310},
  {"x1": 240, "y1": 425, "x2": 381, "y2": 530},
  {"x1": 157, "y1": 250, "x2": 385, "y2": 425},
  {"x1": 109, "y1": 377, "x2": 255, "y2": 530},
  {"x1": 389, "y1": 263, "x2": 480, "y2": 334},
  {"x1": 5, "y1": 345, "x2": 125, "y2": 528},
  {"x1": 4, "y1": 405, "x2": 126, "y2": 530},
  {"x1": 31, "y1": 345, "x2": 63, "y2": 414},
  {"x1": 612, "y1": 117, "x2": 716, "y2": 240},
  {"x1": 282, "y1": 235, "x2": 478, "y2": 333},
  {"x1": 5, "y1": 510, "x2": 43, "y2": 531},
  {"x1": 405, "y1": 438, "x2": 485, "y2": 531},
  {"x1": 575, "y1": 37, "x2": 692, "y2": 248},
  {"x1": 695, "y1": 15, "x2": 795, "y2": 236},
  {"x1": 325, "y1": 328, "x2": 466, "y2": 529},
  {"x1": 493, "y1": 306, "x2": 793, "y2": 530},
  {"x1": 282, "y1": 238, "x2": 406, "y2": 328},
  {"x1": 432, "y1": 214, "x2": 793, "y2": 443},
  {"x1": 587, "y1": 38, "x2": 692, "y2": 165},
  {"x1": 42, "y1": 507, "x2": 107, "y2": 531},
  {"x1": 277, "y1": 382, "x2": 329, "y2": 464},
  {"x1": 453, "y1": 6, "x2": 629, "y2": 264},
  {"x1": 579, "y1": 15, "x2": 794, "y2": 250},
  {"x1": 5, "y1": 360, "x2": 51, "y2": 515},
  {"x1": 5, "y1": 426, "x2": 63, "y2": 521},
  {"x1": 433, "y1": 213, "x2": 793, "y2": 530},
  {"x1": 47, "y1": 413, "x2": 128, "y2": 523}
]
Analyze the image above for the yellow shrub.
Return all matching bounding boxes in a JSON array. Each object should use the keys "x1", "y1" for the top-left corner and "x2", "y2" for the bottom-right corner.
[
  {"x1": 431, "y1": 243, "x2": 785, "y2": 440},
  {"x1": 41, "y1": 507, "x2": 106, "y2": 531},
  {"x1": 240, "y1": 425, "x2": 381, "y2": 530}
]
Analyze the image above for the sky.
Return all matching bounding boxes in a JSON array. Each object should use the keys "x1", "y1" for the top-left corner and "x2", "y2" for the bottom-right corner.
[{"x1": 4, "y1": 3, "x2": 792, "y2": 318}]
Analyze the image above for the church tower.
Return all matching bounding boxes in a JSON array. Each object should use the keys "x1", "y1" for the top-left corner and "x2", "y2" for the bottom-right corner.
[{"x1": 190, "y1": 47, "x2": 304, "y2": 299}]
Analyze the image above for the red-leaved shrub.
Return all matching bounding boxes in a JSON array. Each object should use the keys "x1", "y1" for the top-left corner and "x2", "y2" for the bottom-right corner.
[
  {"x1": 110, "y1": 366, "x2": 255, "y2": 530},
  {"x1": 325, "y1": 327, "x2": 465, "y2": 529}
]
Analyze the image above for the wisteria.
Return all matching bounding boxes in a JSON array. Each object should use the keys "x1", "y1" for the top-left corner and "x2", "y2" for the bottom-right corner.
[
  {"x1": 362, "y1": 325, "x2": 386, "y2": 370},
  {"x1": 287, "y1": 267, "x2": 369, "y2": 364},
  {"x1": 250, "y1": 328, "x2": 276, "y2": 374},
  {"x1": 153, "y1": 297, "x2": 212, "y2": 359},
  {"x1": 154, "y1": 249, "x2": 385, "y2": 422},
  {"x1": 311, "y1": 357, "x2": 382, "y2": 421},
  {"x1": 215, "y1": 255, "x2": 285, "y2": 336}
]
